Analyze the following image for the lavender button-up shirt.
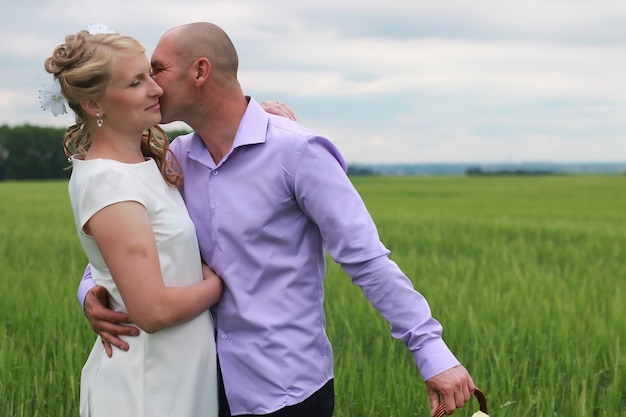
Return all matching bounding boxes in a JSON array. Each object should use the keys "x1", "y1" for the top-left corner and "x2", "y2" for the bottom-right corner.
[{"x1": 79, "y1": 98, "x2": 459, "y2": 415}]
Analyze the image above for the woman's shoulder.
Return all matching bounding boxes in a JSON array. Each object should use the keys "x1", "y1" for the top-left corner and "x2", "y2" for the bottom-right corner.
[{"x1": 70, "y1": 157, "x2": 157, "y2": 191}]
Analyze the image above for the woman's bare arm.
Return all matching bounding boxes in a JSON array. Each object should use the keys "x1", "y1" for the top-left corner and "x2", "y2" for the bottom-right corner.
[{"x1": 87, "y1": 200, "x2": 221, "y2": 333}]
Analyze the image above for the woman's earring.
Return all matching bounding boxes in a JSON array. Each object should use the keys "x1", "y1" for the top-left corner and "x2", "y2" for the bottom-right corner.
[{"x1": 96, "y1": 113, "x2": 103, "y2": 128}]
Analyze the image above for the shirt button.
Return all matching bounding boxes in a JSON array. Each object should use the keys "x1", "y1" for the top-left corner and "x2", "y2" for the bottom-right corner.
[
  {"x1": 221, "y1": 334, "x2": 227, "y2": 339},
  {"x1": 213, "y1": 170, "x2": 219, "y2": 176}
]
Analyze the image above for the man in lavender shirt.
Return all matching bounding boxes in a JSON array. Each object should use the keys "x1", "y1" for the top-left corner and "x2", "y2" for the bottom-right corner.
[{"x1": 79, "y1": 22, "x2": 476, "y2": 417}]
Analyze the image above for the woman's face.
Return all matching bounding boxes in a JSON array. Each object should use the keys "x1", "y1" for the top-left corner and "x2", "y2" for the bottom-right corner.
[{"x1": 99, "y1": 53, "x2": 163, "y2": 133}]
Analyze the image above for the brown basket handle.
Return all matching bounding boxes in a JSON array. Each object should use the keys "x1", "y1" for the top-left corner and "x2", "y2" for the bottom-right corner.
[{"x1": 434, "y1": 388, "x2": 488, "y2": 416}]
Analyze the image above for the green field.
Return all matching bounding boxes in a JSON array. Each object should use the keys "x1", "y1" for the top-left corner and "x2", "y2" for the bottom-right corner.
[{"x1": 1, "y1": 176, "x2": 624, "y2": 416}]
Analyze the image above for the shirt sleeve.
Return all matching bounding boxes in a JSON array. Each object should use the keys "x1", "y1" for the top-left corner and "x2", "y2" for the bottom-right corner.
[
  {"x1": 342, "y1": 257, "x2": 460, "y2": 380},
  {"x1": 77, "y1": 264, "x2": 94, "y2": 310},
  {"x1": 293, "y1": 136, "x2": 460, "y2": 381}
]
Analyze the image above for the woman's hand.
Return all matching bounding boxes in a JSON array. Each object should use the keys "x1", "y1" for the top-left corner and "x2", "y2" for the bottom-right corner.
[
  {"x1": 260, "y1": 100, "x2": 297, "y2": 121},
  {"x1": 202, "y1": 263, "x2": 224, "y2": 305}
]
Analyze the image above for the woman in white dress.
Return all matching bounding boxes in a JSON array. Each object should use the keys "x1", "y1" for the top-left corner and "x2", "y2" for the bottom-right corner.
[{"x1": 43, "y1": 27, "x2": 221, "y2": 417}]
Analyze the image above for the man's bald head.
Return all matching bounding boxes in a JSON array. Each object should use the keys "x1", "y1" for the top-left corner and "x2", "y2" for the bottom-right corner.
[{"x1": 162, "y1": 22, "x2": 239, "y2": 77}]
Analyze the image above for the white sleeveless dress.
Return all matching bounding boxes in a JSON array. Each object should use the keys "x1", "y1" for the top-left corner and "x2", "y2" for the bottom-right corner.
[{"x1": 69, "y1": 157, "x2": 218, "y2": 417}]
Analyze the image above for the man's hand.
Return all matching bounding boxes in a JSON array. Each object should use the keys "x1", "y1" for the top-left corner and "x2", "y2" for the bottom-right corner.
[
  {"x1": 84, "y1": 285, "x2": 140, "y2": 357},
  {"x1": 426, "y1": 365, "x2": 475, "y2": 415},
  {"x1": 260, "y1": 100, "x2": 297, "y2": 121}
]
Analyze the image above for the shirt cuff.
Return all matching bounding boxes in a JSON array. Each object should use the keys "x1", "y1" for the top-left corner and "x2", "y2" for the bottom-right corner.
[
  {"x1": 413, "y1": 338, "x2": 461, "y2": 381},
  {"x1": 77, "y1": 265, "x2": 95, "y2": 310}
]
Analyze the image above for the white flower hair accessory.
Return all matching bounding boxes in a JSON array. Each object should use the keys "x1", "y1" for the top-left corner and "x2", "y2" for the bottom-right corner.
[
  {"x1": 85, "y1": 22, "x2": 115, "y2": 35},
  {"x1": 39, "y1": 79, "x2": 68, "y2": 116}
]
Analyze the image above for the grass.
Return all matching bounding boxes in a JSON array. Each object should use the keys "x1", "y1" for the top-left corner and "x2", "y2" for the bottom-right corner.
[{"x1": 1, "y1": 176, "x2": 625, "y2": 416}]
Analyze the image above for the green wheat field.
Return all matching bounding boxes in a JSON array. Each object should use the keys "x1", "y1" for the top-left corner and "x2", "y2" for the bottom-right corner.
[{"x1": 1, "y1": 176, "x2": 624, "y2": 416}]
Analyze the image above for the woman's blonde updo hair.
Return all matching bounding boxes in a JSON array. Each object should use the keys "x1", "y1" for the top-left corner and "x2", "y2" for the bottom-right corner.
[{"x1": 44, "y1": 30, "x2": 181, "y2": 186}]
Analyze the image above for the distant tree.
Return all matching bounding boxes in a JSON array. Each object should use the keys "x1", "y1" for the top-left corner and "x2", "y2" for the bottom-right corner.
[
  {"x1": 466, "y1": 167, "x2": 483, "y2": 176},
  {"x1": 347, "y1": 165, "x2": 378, "y2": 176},
  {"x1": 0, "y1": 124, "x2": 68, "y2": 180},
  {"x1": 466, "y1": 166, "x2": 556, "y2": 176},
  {"x1": 165, "y1": 128, "x2": 193, "y2": 140},
  {"x1": 0, "y1": 126, "x2": 8, "y2": 180}
]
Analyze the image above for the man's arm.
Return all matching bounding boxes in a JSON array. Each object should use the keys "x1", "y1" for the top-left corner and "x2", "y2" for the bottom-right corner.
[
  {"x1": 78, "y1": 264, "x2": 139, "y2": 357},
  {"x1": 342, "y1": 258, "x2": 475, "y2": 414},
  {"x1": 294, "y1": 136, "x2": 475, "y2": 415}
]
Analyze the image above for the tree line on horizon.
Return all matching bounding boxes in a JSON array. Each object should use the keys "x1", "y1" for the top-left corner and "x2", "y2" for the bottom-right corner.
[
  {"x1": 0, "y1": 124, "x2": 379, "y2": 180},
  {"x1": 0, "y1": 124, "x2": 192, "y2": 181}
]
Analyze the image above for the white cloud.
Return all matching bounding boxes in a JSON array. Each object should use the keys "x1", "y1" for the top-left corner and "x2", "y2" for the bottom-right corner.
[{"x1": 1, "y1": 0, "x2": 625, "y2": 163}]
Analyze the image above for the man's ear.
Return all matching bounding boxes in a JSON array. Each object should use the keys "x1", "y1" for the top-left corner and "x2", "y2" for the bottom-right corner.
[{"x1": 194, "y1": 57, "x2": 212, "y2": 85}]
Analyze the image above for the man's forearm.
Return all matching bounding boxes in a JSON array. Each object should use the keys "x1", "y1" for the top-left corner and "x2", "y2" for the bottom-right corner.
[{"x1": 343, "y1": 256, "x2": 460, "y2": 381}]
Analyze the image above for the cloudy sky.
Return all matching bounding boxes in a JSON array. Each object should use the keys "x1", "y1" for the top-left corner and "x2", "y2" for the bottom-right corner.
[{"x1": 2, "y1": 0, "x2": 625, "y2": 164}]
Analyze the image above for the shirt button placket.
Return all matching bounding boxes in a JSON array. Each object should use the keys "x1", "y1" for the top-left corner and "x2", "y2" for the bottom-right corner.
[{"x1": 210, "y1": 169, "x2": 218, "y2": 211}]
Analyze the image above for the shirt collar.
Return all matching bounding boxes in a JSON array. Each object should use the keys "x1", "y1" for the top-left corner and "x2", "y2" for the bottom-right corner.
[
  {"x1": 233, "y1": 97, "x2": 268, "y2": 148},
  {"x1": 187, "y1": 96, "x2": 268, "y2": 168}
]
